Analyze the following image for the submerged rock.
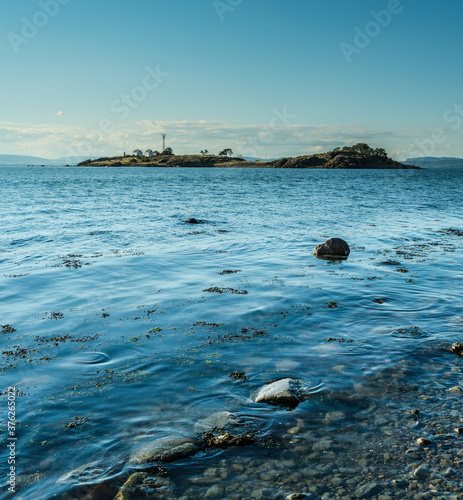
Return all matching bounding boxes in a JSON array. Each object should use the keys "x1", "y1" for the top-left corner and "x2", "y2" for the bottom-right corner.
[
  {"x1": 56, "y1": 461, "x2": 110, "y2": 484},
  {"x1": 413, "y1": 465, "x2": 430, "y2": 478},
  {"x1": 313, "y1": 238, "x2": 350, "y2": 260},
  {"x1": 286, "y1": 494, "x2": 314, "y2": 499},
  {"x1": 354, "y1": 482, "x2": 381, "y2": 498},
  {"x1": 380, "y1": 260, "x2": 401, "y2": 266},
  {"x1": 115, "y1": 472, "x2": 171, "y2": 500},
  {"x1": 416, "y1": 437, "x2": 432, "y2": 446},
  {"x1": 194, "y1": 411, "x2": 238, "y2": 434},
  {"x1": 184, "y1": 218, "x2": 203, "y2": 224},
  {"x1": 129, "y1": 437, "x2": 198, "y2": 465},
  {"x1": 254, "y1": 378, "x2": 300, "y2": 407}
]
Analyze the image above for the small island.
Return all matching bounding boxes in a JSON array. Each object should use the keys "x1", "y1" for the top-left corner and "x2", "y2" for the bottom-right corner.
[{"x1": 78, "y1": 143, "x2": 419, "y2": 169}]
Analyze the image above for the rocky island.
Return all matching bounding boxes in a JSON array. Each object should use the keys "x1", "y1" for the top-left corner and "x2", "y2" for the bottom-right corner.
[{"x1": 78, "y1": 143, "x2": 419, "y2": 169}]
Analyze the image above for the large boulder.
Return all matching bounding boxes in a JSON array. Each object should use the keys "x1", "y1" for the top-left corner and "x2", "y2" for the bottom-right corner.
[{"x1": 313, "y1": 238, "x2": 350, "y2": 260}]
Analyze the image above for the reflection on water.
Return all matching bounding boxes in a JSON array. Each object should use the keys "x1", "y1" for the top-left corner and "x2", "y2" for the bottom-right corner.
[{"x1": 1, "y1": 166, "x2": 463, "y2": 499}]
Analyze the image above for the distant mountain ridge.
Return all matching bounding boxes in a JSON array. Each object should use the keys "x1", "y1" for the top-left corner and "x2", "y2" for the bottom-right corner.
[
  {"x1": 0, "y1": 154, "x2": 97, "y2": 165},
  {"x1": 404, "y1": 157, "x2": 463, "y2": 168}
]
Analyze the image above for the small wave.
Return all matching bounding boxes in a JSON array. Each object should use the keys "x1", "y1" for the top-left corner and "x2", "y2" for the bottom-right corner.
[{"x1": 66, "y1": 352, "x2": 111, "y2": 365}]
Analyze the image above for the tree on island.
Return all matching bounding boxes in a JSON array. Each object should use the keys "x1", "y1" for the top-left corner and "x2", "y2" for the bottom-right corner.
[
  {"x1": 200, "y1": 149, "x2": 209, "y2": 155},
  {"x1": 161, "y1": 147, "x2": 174, "y2": 156},
  {"x1": 342, "y1": 143, "x2": 388, "y2": 158},
  {"x1": 219, "y1": 148, "x2": 233, "y2": 157}
]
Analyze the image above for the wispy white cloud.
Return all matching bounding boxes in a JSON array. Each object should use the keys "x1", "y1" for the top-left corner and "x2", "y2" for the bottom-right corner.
[{"x1": 0, "y1": 120, "x2": 460, "y2": 160}]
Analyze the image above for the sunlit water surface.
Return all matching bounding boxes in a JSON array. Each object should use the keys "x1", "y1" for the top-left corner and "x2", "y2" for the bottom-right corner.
[{"x1": 1, "y1": 166, "x2": 463, "y2": 499}]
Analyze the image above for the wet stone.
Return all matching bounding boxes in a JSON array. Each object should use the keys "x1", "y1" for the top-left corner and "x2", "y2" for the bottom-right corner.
[
  {"x1": 416, "y1": 437, "x2": 432, "y2": 446},
  {"x1": 129, "y1": 437, "x2": 198, "y2": 465},
  {"x1": 442, "y1": 467, "x2": 457, "y2": 477},
  {"x1": 286, "y1": 494, "x2": 314, "y2": 500},
  {"x1": 114, "y1": 472, "x2": 171, "y2": 500},
  {"x1": 204, "y1": 484, "x2": 224, "y2": 497},
  {"x1": 194, "y1": 411, "x2": 238, "y2": 434},
  {"x1": 56, "y1": 461, "x2": 110, "y2": 485},
  {"x1": 413, "y1": 466, "x2": 430, "y2": 478},
  {"x1": 312, "y1": 440, "x2": 334, "y2": 452},
  {"x1": 254, "y1": 378, "x2": 300, "y2": 407},
  {"x1": 354, "y1": 482, "x2": 381, "y2": 498}
]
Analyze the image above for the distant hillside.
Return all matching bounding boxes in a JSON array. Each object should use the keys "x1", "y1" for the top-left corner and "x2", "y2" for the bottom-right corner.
[
  {"x1": 0, "y1": 154, "x2": 51, "y2": 165},
  {"x1": 404, "y1": 157, "x2": 463, "y2": 168},
  {"x1": 0, "y1": 154, "x2": 97, "y2": 165}
]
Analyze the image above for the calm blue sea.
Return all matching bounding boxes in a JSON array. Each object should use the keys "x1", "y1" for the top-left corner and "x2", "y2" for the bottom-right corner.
[{"x1": 1, "y1": 166, "x2": 463, "y2": 499}]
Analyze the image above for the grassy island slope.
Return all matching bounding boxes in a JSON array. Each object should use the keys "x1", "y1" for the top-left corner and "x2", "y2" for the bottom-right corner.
[{"x1": 78, "y1": 144, "x2": 419, "y2": 169}]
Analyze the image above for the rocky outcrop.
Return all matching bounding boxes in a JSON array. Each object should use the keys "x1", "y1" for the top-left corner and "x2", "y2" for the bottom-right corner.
[{"x1": 271, "y1": 144, "x2": 419, "y2": 169}]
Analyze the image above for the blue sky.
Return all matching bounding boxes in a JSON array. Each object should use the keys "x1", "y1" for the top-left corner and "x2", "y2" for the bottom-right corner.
[{"x1": 1, "y1": 0, "x2": 462, "y2": 159}]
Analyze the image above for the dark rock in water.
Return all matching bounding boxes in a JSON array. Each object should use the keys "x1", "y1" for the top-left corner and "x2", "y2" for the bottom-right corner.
[
  {"x1": 254, "y1": 378, "x2": 300, "y2": 407},
  {"x1": 380, "y1": 260, "x2": 401, "y2": 266},
  {"x1": 450, "y1": 343, "x2": 463, "y2": 356},
  {"x1": 184, "y1": 218, "x2": 203, "y2": 224},
  {"x1": 313, "y1": 238, "x2": 350, "y2": 260},
  {"x1": 129, "y1": 437, "x2": 198, "y2": 465}
]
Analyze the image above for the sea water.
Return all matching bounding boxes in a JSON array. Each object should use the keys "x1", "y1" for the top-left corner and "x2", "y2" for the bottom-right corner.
[{"x1": 1, "y1": 166, "x2": 463, "y2": 499}]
